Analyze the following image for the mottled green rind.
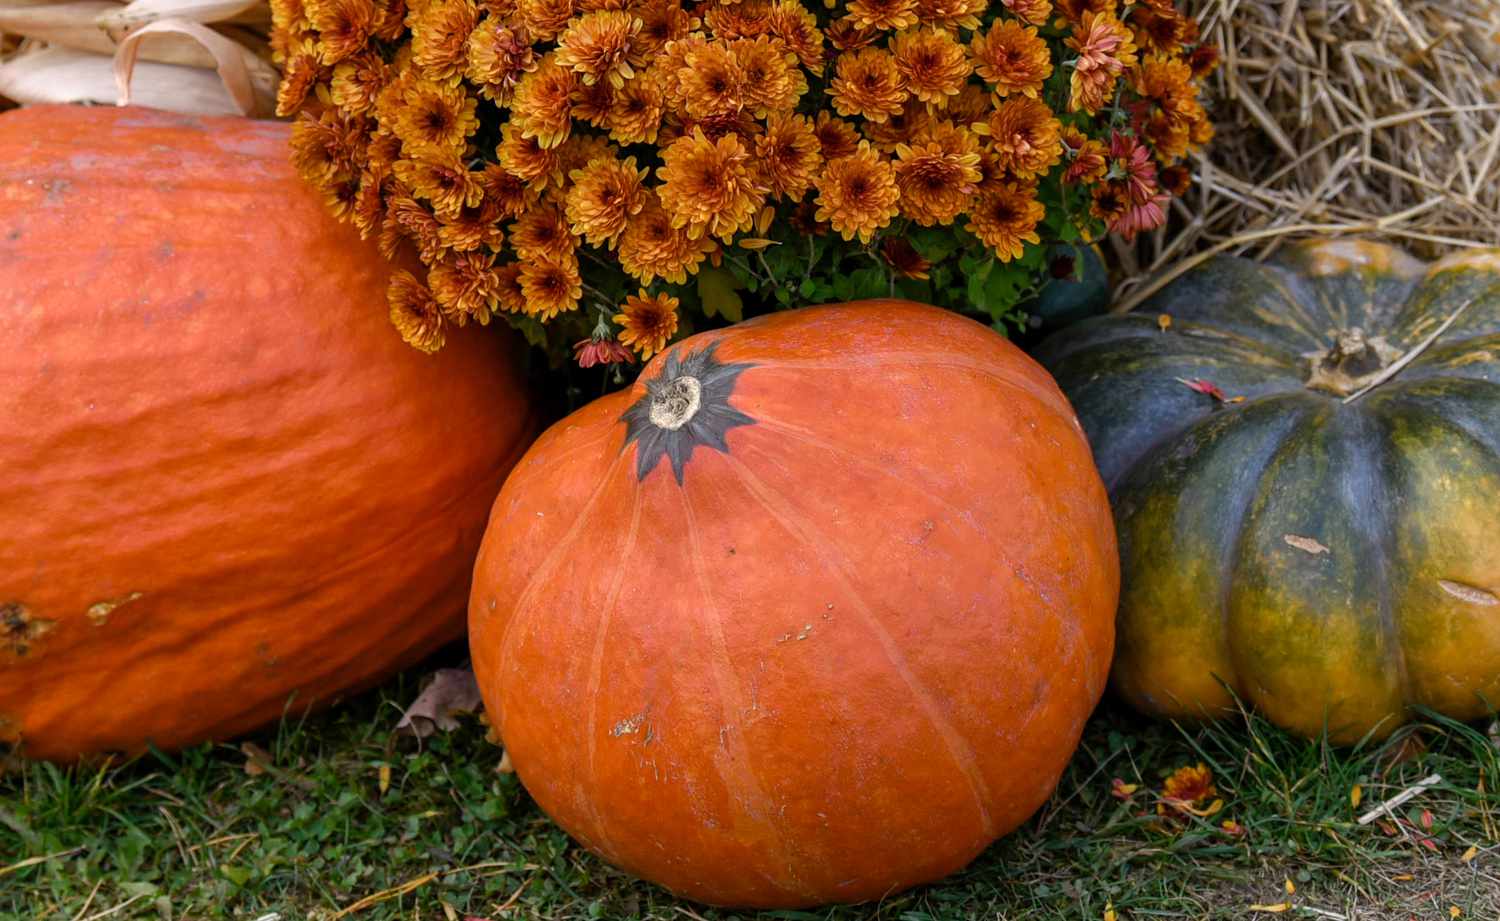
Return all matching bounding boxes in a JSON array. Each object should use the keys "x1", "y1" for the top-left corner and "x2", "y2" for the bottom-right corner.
[{"x1": 1035, "y1": 241, "x2": 1500, "y2": 743}]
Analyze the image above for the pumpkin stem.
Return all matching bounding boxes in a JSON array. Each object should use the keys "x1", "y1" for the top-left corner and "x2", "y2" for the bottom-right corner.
[
  {"x1": 1303, "y1": 328, "x2": 1400, "y2": 397},
  {"x1": 648, "y1": 375, "x2": 702, "y2": 430}
]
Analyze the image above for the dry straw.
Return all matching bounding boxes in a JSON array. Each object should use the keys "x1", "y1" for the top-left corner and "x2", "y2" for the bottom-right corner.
[{"x1": 1109, "y1": 0, "x2": 1500, "y2": 309}]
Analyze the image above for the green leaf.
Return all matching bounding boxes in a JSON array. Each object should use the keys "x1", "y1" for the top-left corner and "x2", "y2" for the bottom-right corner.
[
  {"x1": 504, "y1": 314, "x2": 549, "y2": 350},
  {"x1": 697, "y1": 266, "x2": 744, "y2": 323}
]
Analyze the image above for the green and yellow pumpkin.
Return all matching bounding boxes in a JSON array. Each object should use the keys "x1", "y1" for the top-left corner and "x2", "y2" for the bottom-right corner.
[{"x1": 1036, "y1": 240, "x2": 1500, "y2": 743}]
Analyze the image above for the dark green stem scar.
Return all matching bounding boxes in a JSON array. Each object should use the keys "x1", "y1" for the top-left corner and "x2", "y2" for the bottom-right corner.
[{"x1": 621, "y1": 342, "x2": 756, "y2": 483}]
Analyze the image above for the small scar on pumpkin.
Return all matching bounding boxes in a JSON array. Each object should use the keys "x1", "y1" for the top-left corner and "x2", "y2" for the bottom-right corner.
[
  {"x1": 1438, "y1": 580, "x2": 1499, "y2": 606},
  {"x1": 1283, "y1": 534, "x2": 1330, "y2": 556},
  {"x1": 86, "y1": 592, "x2": 143, "y2": 625},
  {"x1": 2, "y1": 601, "x2": 56, "y2": 656}
]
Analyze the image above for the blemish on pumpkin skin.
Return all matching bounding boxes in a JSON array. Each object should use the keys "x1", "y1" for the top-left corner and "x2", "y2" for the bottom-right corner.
[
  {"x1": 1438, "y1": 580, "x2": 1499, "y2": 606},
  {"x1": 254, "y1": 641, "x2": 283, "y2": 669},
  {"x1": 2, "y1": 602, "x2": 56, "y2": 657},
  {"x1": 86, "y1": 592, "x2": 143, "y2": 625}
]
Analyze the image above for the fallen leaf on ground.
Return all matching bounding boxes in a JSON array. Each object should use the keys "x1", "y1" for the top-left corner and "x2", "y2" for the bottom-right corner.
[
  {"x1": 396, "y1": 668, "x2": 484, "y2": 739},
  {"x1": 1461, "y1": 845, "x2": 1478, "y2": 863},
  {"x1": 1350, "y1": 784, "x2": 1363, "y2": 808},
  {"x1": 242, "y1": 742, "x2": 272, "y2": 777},
  {"x1": 1111, "y1": 778, "x2": 1138, "y2": 799},
  {"x1": 378, "y1": 764, "x2": 391, "y2": 795},
  {"x1": 1247, "y1": 902, "x2": 1290, "y2": 913}
]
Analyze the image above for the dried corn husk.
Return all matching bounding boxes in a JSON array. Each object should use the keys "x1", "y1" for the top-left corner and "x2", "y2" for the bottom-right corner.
[
  {"x1": 97, "y1": 0, "x2": 267, "y2": 31},
  {"x1": 0, "y1": 2, "x2": 269, "y2": 70},
  {"x1": 0, "y1": 45, "x2": 251, "y2": 114},
  {"x1": 0, "y1": 0, "x2": 279, "y2": 116}
]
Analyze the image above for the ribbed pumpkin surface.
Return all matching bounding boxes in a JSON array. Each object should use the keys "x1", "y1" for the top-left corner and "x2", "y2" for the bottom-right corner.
[
  {"x1": 469, "y1": 302, "x2": 1117, "y2": 908},
  {"x1": 0, "y1": 105, "x2": 536, "y2": 761},
  {"x1": 1037, "y1": 240, "x2": 1500, "y2": 743}
]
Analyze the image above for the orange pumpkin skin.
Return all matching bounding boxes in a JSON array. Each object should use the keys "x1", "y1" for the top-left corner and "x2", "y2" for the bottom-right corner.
[
  {"x1": 469, "y1": 302, "x2": 1117, "y2": 908},
  {"x1": 0, "y1": 105, "x2": 536, "y2": 762}
]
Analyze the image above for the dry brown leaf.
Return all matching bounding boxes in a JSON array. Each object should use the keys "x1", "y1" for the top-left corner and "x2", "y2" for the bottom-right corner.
[{"x1": 395, "y1": 668, "x2": 484, "y2": 739}]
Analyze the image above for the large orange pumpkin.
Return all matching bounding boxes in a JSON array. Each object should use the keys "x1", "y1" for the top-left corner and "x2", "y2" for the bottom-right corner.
[
  {"x1": 0, "y1": 105, "x2": 537, "y2": 762},
  {"x1": 469, "y1": 302, "x2": 1117, "y2": 908}
]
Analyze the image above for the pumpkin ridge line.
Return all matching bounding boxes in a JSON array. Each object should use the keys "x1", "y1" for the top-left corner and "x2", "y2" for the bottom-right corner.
[
  {"x1": 676, "y1": 485, "x2": 812, "y2": 900},
  {"x1": 495, "y1": 451, "x2": 630, "y2": 698},
  {"x1": 1357, "y1": 407, "x2": 1412, "y2": 716},
  {"x1": 581, "y1": 484, "x2": 643, "y2": 863},
  {"x1": 720, "y1": 453, "x2": 999, "y2": 840},
  {"x1": 1213, "y1": 402, "x2": 1318, "y2": 711},
  {"x1": 1260, "y1": 262, "x2": 1334, "y2": 351}
]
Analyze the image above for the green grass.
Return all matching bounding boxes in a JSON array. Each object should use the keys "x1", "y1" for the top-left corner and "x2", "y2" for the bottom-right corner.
[{"x1": 3, "y1": 656, "x2": 1497, "y2": 921}]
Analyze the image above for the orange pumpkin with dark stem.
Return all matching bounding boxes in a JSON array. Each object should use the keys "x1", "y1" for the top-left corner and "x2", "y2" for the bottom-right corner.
[
  {"x1": 469, "y1": 302, "x2": 1117, "y2": 908},
  {"x1": 0, "y1": 105, "x2": 537, "y2": 762}
]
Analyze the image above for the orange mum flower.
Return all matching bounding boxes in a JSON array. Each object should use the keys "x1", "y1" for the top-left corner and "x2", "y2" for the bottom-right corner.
[
  {"x1": 519, "y1": 253, "x2": 584, "y2": 319},
  {"x1": 1001, "y1": 0, "x2": 1050, "y2": 25},
  {"x1": 814, "y1": 142, "x2": 900, "y2": 243},
  {"x1": 1158, "y1": 763, "x2": 1219, "y2": 817},
  {"x1": 966, "y1": 181, "x2": 1043, "y2": 262},
  {"x1": 478, "y1": 162, "x2": 540, "y2": 218},
  {"x1": 556, "y1": 9, "x2": 643, "y2": 87},
  {"x1": 606, "y1": 77, "x2": 664, "y2": 144},
  {"x1": 1066, "y1": 10, "x2": 1137, "y2": 114},
  {"x1": 386, "y1": 194, "x2": 446, "y2": 262},
  {"x1": 970, "y1": 20, "x2": 1052, "y2": 98},
  {"x1": 564, "y1": 154, "x2": 648, "y2": 248},
  {"x1": 394, "y1": 79, "x2": 479, "y2": 156},
  {"x1": 767, "y1": 0, "x2": 825, "y2": 69},
  {"x1": 734, "y1": 36, "x2": 806, "y2": 117},
  {"x1": 1054, "y1": 0, "x2": 1113, "y2": 24},
  {"x1": 678, "y1": 43, "x2": 747, "y2": 120},
  {"x1": 512, "y1": 55, "x2": 577, "y2": 148},
  {"x1": 618, "y1": 190, "x2": 717, "y2": 284},
  {"x1": 429, "y1": 249, "x2": 501, "y2": 324},
  {"x1": 913, "y1": 0, "x2": 985, "y2": 31},
  {"x1": 330, "y1": 51, "x2": 388, "y2": 115},
  {"x1": 388, "y1": 269, "x2": 446, "y2": 352},
  {"x1": 756, "y1": 112, "x2": 823, "y2": 201},
  {"x1": 1060, "y1": 126, "x2": 1107, "y2": 184},
  {"x1": 494, "y1": 262, "x2": 526, "y2": 313},
  {"x1": 891, "y1": 28, "x2": 971, "y2": 106},
  {"x1": 321, "y1": 172, "x2": 362, "y2": 223},
  {"x1": 409, "y1": 0, "x2": 477, "y2": 83},
  {"x1": 893, "y1": 125, "x2": 981, "y2": 225},
  {"x1": 879, "y1": 236, "x2": 931, "y2": 279},
  {"x1": 310, "y1": 0, "x2": 376, "y2": 64},
  {"x1": 394, "y1": 153, "x2": 484, "y2": 219},
  {"x1": 275, "y1": 45, "x2": 326, "y2": 117},
  {"x1": 371, "y1": 0, "x2": 404, "y2": 41},
  {"x1": 351, "y1": 171, "x2": 387, "y2": 237},
  {"x1": 614, "y1": 290, "x2": 680, "y2": 358},
  {"x1": 844, "y1": 0, "x2": 918, "y2": 31},
  {"x1": 438, "y1": 197, "x2": 505, "y2": 251},
  {"x1": 466, "y1": 18, "x2": 537, "y2": 103},
  {"x1": 511, "y1": 201, "x2": 579, "y2": 262},
  {"x1": 1132, "y1": 55, "x2": 1201, "y2": 160},
  {"x1": 1159, "y1": 162, "x2": 1191, "y2": 197},
  {"x1": 982, "y1": 96, "x2": 1063, "y2": 180},
  {"x1": 289, "y1": 110, "x2": 355, "y2": 182},
  {"x1": 947, "y1": 82, "x2": 991, "y2": 126},
  {"x1": 497, "y1": 121, "x2": 564, "y2": 188},
  {"x1": 813, "y1": 112, "x2": 862, "y2": 160},
  {"x1": 862, "y1": 100, "x2": 934, "y2": 152},
  {"x1": 704, "y1": 0, "x2": 773, "y2": 40},
  {"x1": 1131, "y1": 5, "x2": 1185, "y2": 56},
  {"x1": 555, "y1": 132, "x2": 616, "y2": 177},
  {"x1": 571, "y1": 78, "x2": 615, "y2": 128},
  {"x1": 828, "y1": 47, "x2": 908, "y2": 123},
  {"x1": 657, "y1": 128, "x2": 764, "y2": 241},
  {"x1": 635, "y1": 0, "x2": 694, "y2": 57},
  {"x1": 517, "y1": 0, "x2": 575, "y2": 41}
]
